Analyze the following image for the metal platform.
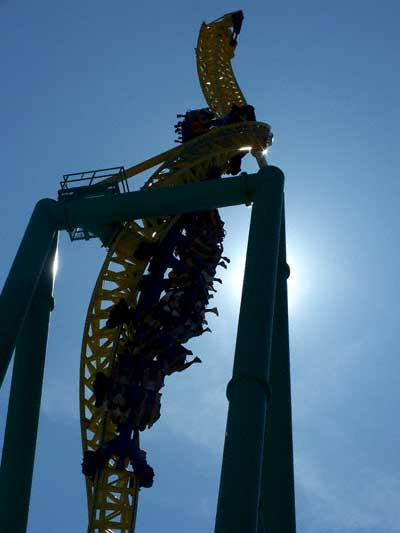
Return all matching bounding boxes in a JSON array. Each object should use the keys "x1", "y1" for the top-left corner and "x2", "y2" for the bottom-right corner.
[{"x1": 58, "y1": 166, "x2": 129, "y2": 241}]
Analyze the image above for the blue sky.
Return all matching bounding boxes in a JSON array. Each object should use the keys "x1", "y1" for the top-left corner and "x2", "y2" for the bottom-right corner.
[{"x1": 1, "y1": 1, "x2": 400, "y2": 531}]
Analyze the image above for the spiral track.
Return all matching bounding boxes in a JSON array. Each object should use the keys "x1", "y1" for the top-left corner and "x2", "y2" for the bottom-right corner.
[{"x1": 80, "y1": 11, "x2": 272, "y2": 533}]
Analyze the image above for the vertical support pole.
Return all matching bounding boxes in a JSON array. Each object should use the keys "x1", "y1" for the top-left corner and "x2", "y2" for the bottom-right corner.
[
  {"x1": 0, "y1": 199, "x2": 57, "y2": 387},
  {"x1": 0, "y1": 234, "x2": 57, "y2": 533},
  {"x1": 258, "y1": 203, "x2": 296, "y2": 533},
  {"x1": 215, "y1": 168, "x2": 284, "y2": 533}
]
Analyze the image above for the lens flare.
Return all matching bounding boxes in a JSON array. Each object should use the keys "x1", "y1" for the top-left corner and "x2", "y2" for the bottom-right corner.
[{"x1": 53, "y1": 248, "x2": 59, "y2": 279}]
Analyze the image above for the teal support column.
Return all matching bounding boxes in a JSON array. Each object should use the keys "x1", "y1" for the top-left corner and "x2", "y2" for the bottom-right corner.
[
  {"x1": 258, "y1": 203, "x2": 296, "y2": 533},
  {"x1": 214, "y1": 169, "x2": 284, "y2": 533},
  {"x1": 0, "y1": 234, "x2": 57, "y2": 533},
  {"x1": 0, "y1": 199, "x2": 57, "y2": 387}
]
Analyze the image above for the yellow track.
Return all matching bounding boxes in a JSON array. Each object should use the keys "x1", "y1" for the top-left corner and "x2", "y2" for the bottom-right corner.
[
  {"x1": 196, "y1": 14, "x2": 247, "y2": 117},
  {"x1": 80, "y1": 11, "x2": 272, "y2": 533}
]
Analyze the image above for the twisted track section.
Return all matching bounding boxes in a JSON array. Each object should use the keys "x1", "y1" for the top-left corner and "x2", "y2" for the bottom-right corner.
[
  {"x1": 196, "y1": 12, "x2": 247, "y2": 117},
  {"x1": 80, "y1": 10, "x2": 271, "y2": 533}
]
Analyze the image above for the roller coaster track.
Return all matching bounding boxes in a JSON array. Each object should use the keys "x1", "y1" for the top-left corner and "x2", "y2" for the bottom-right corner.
[
  {"x1": 80, "y1": 11, "x2": 272, "y2": 533},
  {"x1": 196, "y1": 13, "x2": 247, "y2": 117}
]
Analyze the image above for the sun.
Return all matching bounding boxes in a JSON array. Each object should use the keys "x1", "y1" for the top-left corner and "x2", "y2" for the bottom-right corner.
[{"x1": 222, "y1": 246, "x2": 308, "y2": 313}]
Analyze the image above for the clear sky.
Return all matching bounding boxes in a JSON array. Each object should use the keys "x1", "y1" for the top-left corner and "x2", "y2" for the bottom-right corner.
[{"x1": 1, "y1": 1, "x2": 400, "y2": 532}]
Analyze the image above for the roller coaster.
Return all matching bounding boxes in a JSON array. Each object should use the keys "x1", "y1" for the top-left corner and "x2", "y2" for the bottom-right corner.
[
  {"x1": 77, "y1": 11, "x2": 271, "y2": 532},
  {"x1": 0, "y1": 10, "x2": 296, "y2": 533}
]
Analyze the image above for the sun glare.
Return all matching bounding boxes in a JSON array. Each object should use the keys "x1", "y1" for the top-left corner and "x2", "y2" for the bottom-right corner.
[
  {"x1": 286, "y1": 251, "x2": 309, "y2": 312},
  {"x1": 224, "y1": 253, "x2": 247, "y2": 303},
  {"x1": 52, "y1": 247, "x2": 59, "y2": 279},
  {"x1": 223, "y1": 248, "x2": 307, "y2": 312}
]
